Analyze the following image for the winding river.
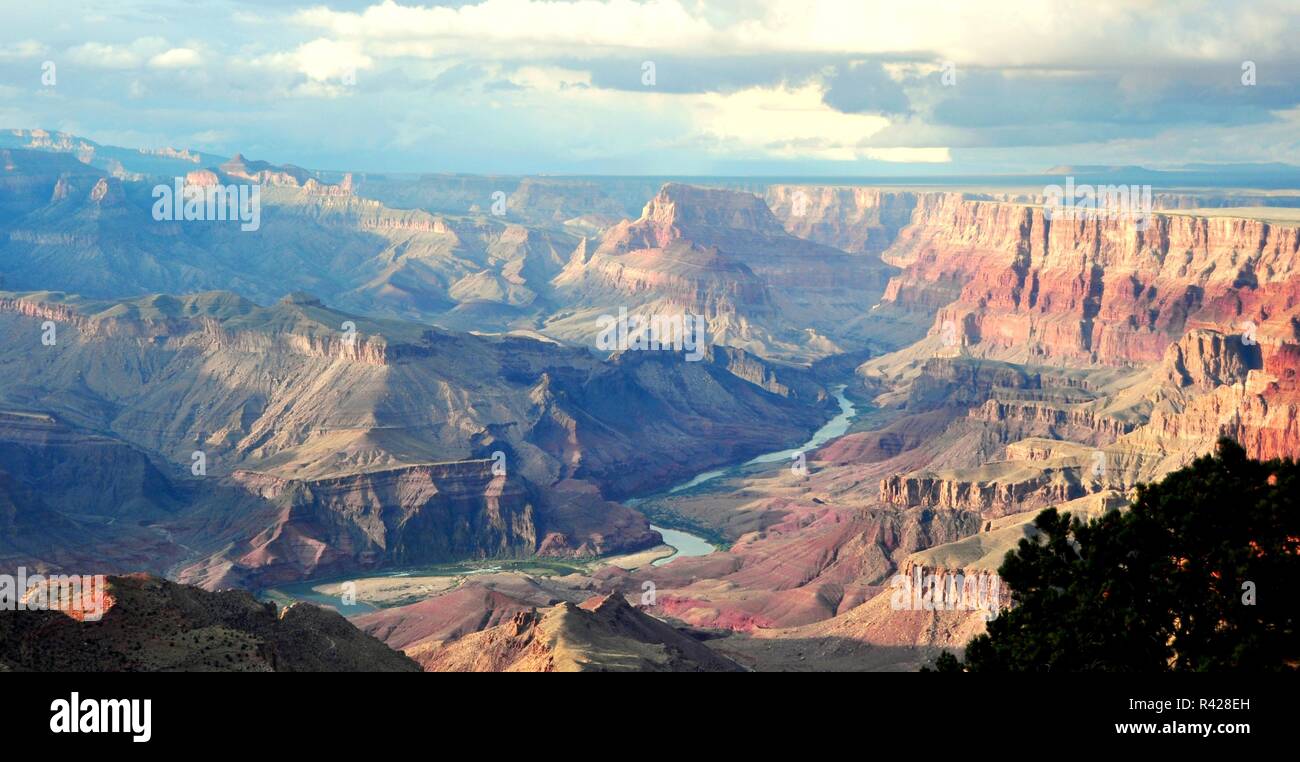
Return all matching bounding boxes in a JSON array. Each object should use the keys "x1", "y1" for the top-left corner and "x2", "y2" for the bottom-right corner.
[
  {"x1": 266, "y1": 384, "x2": 858, "y2": 608},
  {"x1": 640, "y1": 384, "x2": 857, "y2": 566}
]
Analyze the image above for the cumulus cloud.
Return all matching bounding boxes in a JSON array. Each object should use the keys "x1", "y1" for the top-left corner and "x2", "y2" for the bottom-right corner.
[
  {"x1": 293, "y1": 38, "x2": 373, "y2": 81},
  {"x1": 0, "y1": 40, "x2": 48, "y2": 60},
  {"x1": 66, "y1": 38, "x2": 167, "y2": 69},
  {"x1": 698, "y1": 84, "x2": 949, "y2": 162},
  {"x1": 255, "y1": 38, "x2": 374, "y2": 85},
  {"x1": 66, "y1": 42, "x2": 144, "y2": 69},
  {"x1": 149, "y1": 48, "x2": 202, "y2": 69}
]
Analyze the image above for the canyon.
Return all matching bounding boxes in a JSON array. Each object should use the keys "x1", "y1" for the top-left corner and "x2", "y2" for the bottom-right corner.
[
  {"x1": 0, "y1": 285, "x2": 832, "y2": 592},
  {"x1": 2, "y1": 132, "x2": 1298, "y2": 671}
]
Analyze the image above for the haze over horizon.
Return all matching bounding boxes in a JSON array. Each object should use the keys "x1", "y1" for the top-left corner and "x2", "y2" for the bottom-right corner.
[{"x1": 4, "y1": 0, "x2": 1299, "y2": 175}]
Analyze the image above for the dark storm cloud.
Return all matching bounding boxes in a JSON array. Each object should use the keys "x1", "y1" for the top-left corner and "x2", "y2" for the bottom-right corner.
[
  {"x1": 821, "y1": 61, "x2": 911, "y2": 116},
  {"x1": 923, "y1": 65, "x2": 1300, "y2": 131}
]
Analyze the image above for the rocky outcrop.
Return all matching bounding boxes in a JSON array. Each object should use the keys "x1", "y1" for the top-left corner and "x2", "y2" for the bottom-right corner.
[
  {"x1": 355, "y1": 572, "x2": 576, "y2": 653},
  {"x1": 88, "y1": 177, "x2": 124, "y2": 206},
  {"x1": 138, "y1": 146, "x2": 202, "y2": 164},
  {"x1": 304, "y1": 173, "x2": 353, "y2": 197},
  {"x1": 967, "y1": 400, "x2": 1134, "y2": 445},
  {"x1": 879, "y1": 464, "x2": 1093, "y2": 516},
  {"x1": 0, "y1": 148, "x2": 105, "y2": 215},
  {"x1": 553, "y1": 185, "x2": 777, "y2": 316},
  {"x1": 906, "y1": 357, "x2": 1042, "y2": 408},
  {"x1": 0, "y1": 574, "x2": 421, "y2": 672},
  {"x1": 218, "y1": 153, "x2": 312, "y2": 187},
  {"x1": 5, "y1": 128, "x2": 95, "y2": 156},
  {"x1": 0, "y1": 295, "x2": 90, "y2": 330},
  {"x1": 894, "y1": 559, "x2": 1006, "y2": 611},
  {"x1": 411, "y1": 592, "x2": 743, "y2": 672},
  {"x1": 7, "y1": 230, "x2": 93, "y2": 246},
  {"x1": 1129, "y1": 350, "x2": 1300, "y2": 464},
  {"x1": 1094, "y1": 331, "x2": 1299, "y2": 468},
  {"x1": 1160, "y1": 328, "x2": 1258, "y2": 391},
  {"x1": 705, "y1": 344, "x2": 824, "y2": 400},
  {"x1": 220, "y1": 461, "x2": 539, "y2": 587},
  {"x1": 204, "y1": 155, "x2": 354, "y2": 200}
]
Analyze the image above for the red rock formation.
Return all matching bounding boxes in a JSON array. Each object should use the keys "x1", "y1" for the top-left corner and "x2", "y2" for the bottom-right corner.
[
  {"x1": 551, "y1": 183, "x2": 898, "y2": 360},
  {"x1": 873, "y1": 193, "x2": 1300, "y2": 365},
  {"x1": 555, "y1": 184, "x2": 776, "y2": 316},
  {"x1": 877, "y1": 460, "x2": 1098, "y2": 517},
  {"x1": 1160, "y1": 328, "x2": 1257, "y2": 390},
  {"x1": 1131, "y1": 342, "x2": 1300, "y2": 463}
]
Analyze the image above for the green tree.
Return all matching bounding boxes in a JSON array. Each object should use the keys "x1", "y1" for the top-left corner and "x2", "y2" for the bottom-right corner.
[{"x1": 928, "y1": 439, "x2": 1298, "y2": 671}]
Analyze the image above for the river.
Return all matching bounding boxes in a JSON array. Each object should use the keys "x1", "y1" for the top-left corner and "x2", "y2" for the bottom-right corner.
[
  {"x1": 641, "y1": 384, "x2": 857, "y2": 566},
  {"x1": 264, "y1": 384, "x2": 858, "y2": 606}
]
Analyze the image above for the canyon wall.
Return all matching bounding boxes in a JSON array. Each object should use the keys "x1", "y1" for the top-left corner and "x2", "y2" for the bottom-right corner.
[
  {"x1": 214, "y1": 461, "x2": 540, "y2": 587},
  {"x1": 875, "y1": 194, "x2": 1300, "y2": 366},
  {"x1": 766, "y1": 186, "x2": 920, "y2": 255}
]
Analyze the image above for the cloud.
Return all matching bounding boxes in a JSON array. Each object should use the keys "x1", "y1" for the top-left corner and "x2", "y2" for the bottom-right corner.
[
  {"x1": 190, "y1": 128, "x2": 233, "y2": 145},
  {"x1": 924, "y1": 67, "x2": 1300, "y2": 133},
  {"x1": 506, "y1": 65, "x2": 592, "y2": 92},
  {"x1": 0, "y1": 40, "x2": 48, "y2": 61},
  {"x1": 291, "y1": 0, "x2": 1300, "y2": 66},
  {"x1": 149, "y1": 48, "x2": 202, "y2": 69},
  {"x1": 736, "y1": 0, "x2": 1299, "y2": 66},
  {"x1": 66, "y1": 42, "x2": 143, "y2": 69},
  {"x1": 688, "y1": 82, "x2": 947, "y2": 162},
  {"x1": 66, "y1": 38, "x2": 166, "y2": 69},
  {"x1": 822, "y1": 61, "x2": 910, "y2": 116},
  {"x1": 497, "y1": 74, "x2": 949, "y2": 163},
  {"x1": 294, "y1": 0, "x2": 717, "y2": 55},
  {"x1": 255, "y1": 38, "x2": 374, "y2": 85},
  {"x1": 267, "y1": 0, "x2": 1300, "y2": 159},
  {"x1": 576, "y1": 54, "x2": 830, "y2": 94},
  {"x1": 295, "y1": 38, "x2": 373, "y2": 81},
  {"x1": 7, "y1": 0, "x2": 1298, "y2": 173}
]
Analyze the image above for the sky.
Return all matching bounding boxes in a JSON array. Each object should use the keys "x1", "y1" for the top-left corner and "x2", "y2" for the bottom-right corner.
[{"x1": 2, "y1": 0, "x2": 1299, "y2": 175}]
